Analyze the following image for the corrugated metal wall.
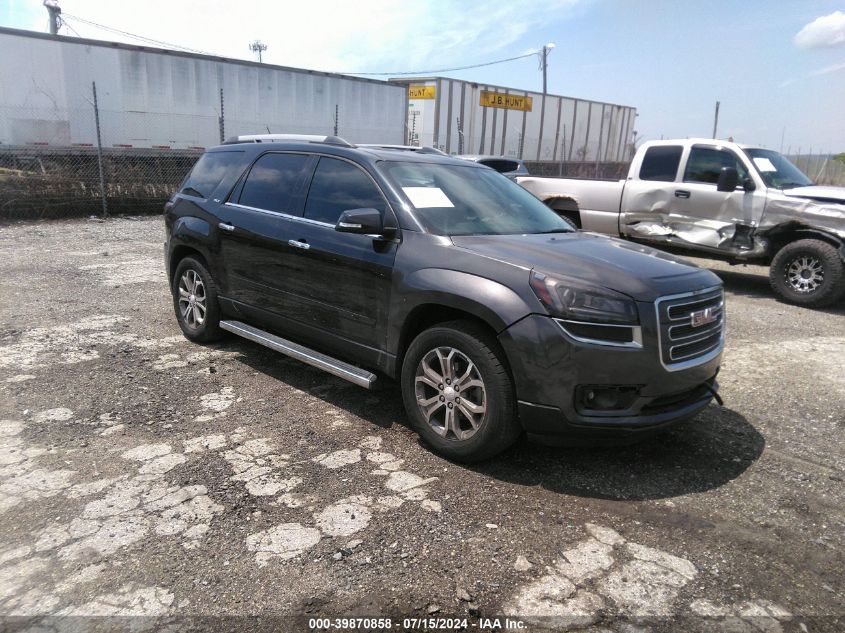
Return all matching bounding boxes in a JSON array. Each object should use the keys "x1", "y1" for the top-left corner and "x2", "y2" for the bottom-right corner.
[
  {"x1": 0, "y1": 28, "x2": 406, "y2": 149},
  {"x1": 400, "y1": 78, "x2": 636, "y2": 162}
]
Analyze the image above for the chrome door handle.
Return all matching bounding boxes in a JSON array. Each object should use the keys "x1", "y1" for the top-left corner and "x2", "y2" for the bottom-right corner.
[
  {"x1": 288, "y1": 239, "x2": 310, "y2": 250},
  {"x1": 218, "y1": 222, "x2": 235, "y2": 232},
  {"x1": 674, "y1": 190, "x2": 691, "y2": 199}
]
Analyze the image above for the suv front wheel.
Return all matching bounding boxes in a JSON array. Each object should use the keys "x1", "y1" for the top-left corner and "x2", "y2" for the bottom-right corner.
[
  {"x1": 172, "y1": 256, "x2": 224, "y2": 343},
  {"x1": 400, "y1": 321, "x2": 521, "y2": 462}
]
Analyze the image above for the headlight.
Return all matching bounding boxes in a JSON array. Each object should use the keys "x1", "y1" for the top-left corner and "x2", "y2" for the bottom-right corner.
[{"x1": 529, "y1": 270, "x2": 638, "y2": 324}]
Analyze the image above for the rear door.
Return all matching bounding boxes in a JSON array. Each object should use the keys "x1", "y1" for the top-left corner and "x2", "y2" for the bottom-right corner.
[
  {"x1": 273, "y1": 155, "x2": 398, "y2": 351},
  {"x1": 619, "y1": 144, "x2": 684, "y2": 238},
  {"x1": 217, "y1": 151, "x2": 314, "y2": 310}
]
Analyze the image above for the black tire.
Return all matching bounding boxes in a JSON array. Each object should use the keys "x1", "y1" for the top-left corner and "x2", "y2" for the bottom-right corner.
[
  {"x1": 557, "y1": 213, "x2": 579, "y2": 230},
  {"x1": 400, "y1": 320, "x2": 521, "y2": 463},
  {"x1": 172, "y1": 256, "x2": 224, "y2": 342},
  {"x1": 769, "y1": 239, "x2": 845, "y2": 308}
]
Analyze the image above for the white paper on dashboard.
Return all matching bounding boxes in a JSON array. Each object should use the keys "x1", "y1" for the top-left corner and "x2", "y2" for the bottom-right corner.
[
  {"x1": 752, "y1": 157, "x2": 777, "y2": 172},
  {"x1": 402, "y1": 187, "x2": 454, "y2": 208}
]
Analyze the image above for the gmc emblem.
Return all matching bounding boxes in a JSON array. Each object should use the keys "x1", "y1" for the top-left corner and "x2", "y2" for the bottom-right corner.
[{"x1": 690, "y1": 307, "x2": 717, "y2": 328}]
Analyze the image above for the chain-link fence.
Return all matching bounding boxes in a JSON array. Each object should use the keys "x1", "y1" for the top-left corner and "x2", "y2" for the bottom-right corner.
[{"x1": 788, "y1": 154, "x2": 845, "y2": 186}]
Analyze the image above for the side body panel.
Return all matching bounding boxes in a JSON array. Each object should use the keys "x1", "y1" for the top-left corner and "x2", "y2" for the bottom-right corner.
[{"x1": 517, "y1": 176, "x2": 626, "y2": 235}]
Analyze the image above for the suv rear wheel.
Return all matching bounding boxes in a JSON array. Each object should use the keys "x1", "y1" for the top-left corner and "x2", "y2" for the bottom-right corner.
[
  {"x1": 172, "y1": 256, "x2": 223, "y2": 342},
  {"x1": 401, "y1": 321, "x2": 521, "y2": 462},
  {"x1": 769, "y1": 239, "x2": 845, "y2": 307}
]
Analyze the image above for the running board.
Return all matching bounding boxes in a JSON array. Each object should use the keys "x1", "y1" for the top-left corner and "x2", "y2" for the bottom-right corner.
[{"x1": 219, "y1": 320, "x2": 377, "y2": 389}]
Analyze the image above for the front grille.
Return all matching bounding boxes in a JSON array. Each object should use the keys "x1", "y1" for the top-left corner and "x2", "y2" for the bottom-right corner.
[{"x1": 655, "y1": 286, "x2": 724, "y2": 370}]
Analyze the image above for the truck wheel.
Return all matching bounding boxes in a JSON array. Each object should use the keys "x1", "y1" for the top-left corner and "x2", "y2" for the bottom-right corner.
[
  {"x1": 401, "y1": 321, "x2": 521, "y2": 463},
  {"x1": 172, "y1": 256, "x2": 224, "y2": 342},
  {"x1": 769, "y1": 239, "x2": 845, "y2": 307}
]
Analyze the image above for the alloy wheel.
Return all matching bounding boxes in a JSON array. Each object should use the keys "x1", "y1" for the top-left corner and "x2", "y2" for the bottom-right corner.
[
  {"x1": 785, "y1": 256, "x2": 824, "y2": 294},
  {"x1": 177, "y1": 269, "x2": 207, "y2": 328},
  {"x1": 414, "y1": 347, "x2": 487, "y2": 441}
]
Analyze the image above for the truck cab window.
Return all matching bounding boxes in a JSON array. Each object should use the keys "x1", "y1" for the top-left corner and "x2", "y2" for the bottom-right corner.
[
  {"x1": 639, "y1": 145, "x2": 683, "y2": 182},
  {"x1": 304, "y1": 157, "x2": 387, "y2": 225},
  {"x1": 684, "y1": 146, "x2": 748, "y2": 185}
]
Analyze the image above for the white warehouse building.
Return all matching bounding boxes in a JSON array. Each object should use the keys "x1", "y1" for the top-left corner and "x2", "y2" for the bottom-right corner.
[{"x1": 0, "y1": 27, "x2": 406, "y2": 149}]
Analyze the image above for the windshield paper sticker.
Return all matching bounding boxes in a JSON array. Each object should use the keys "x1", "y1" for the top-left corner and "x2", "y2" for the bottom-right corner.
[
  {"x1": 402, "y1": 187, "x2": 455, "y2": 208},
  {"x1": 753, "y1": 157, "x2": 777, "y2": 172}
]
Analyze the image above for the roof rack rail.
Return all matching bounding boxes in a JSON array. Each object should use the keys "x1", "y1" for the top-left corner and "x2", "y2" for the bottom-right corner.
[
  {"x1": 222, "y1": 134, "x2": 353, "y2": 147},
  {"x1": 358, "y1": 144, "x2": 447, "y2": 156}
]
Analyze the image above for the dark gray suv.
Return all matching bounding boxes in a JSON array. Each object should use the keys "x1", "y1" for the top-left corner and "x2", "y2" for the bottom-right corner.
[{"x1": 165, "y1": 135, "x2": 724, "y2": 462}]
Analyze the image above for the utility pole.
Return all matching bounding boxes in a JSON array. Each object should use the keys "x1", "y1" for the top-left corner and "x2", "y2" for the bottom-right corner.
[
  {"x1": 334, "y1": 104, "x2": 339, "y2": 136},
  {"x1": 541, "y1": 43, "x2": 555, "y2": 95},
  {"x1": 43, "y1": 0, "x2": 61, "y2": 35},
  {"x1": 249, "y1": 40, "x2": 267, "y2": 63},
  {"x1": 712, "y1": 101, "x2": 720, "y2": 139},
  {"x1": 537, "y1": 43, "x2": 555, "y2": 161}
]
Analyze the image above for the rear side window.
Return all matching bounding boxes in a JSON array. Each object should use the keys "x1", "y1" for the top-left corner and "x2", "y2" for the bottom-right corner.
[
  {"x1": 639, "y1": 145, "x2": 683, "y2": 182},
  {"x1": 684, "y1": 146, "x2": 749, "y2": 185},
  {"x1": 304, "y1": 157, "x2": 387, "y2": 225},
  {"x1": 479, "y1": 159, "x2": 520, "y2": 173},
  {"x1": 181, "y1": 151, "x2": 247, "y2": 198},
  {"x1": 238, "y1": 153, "x2": 311, "y2": 214}
]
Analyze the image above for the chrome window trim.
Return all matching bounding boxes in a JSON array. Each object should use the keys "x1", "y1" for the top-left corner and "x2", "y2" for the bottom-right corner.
[
  {"x1": 223, "y1": 202, "x2": 335, "y2": 228},
  {"x1": 555, "y1": 319, "x2": 643, "y2": 349},
  {"x1": 655, "y1": 285, "x2": 724, "y2": 372}
]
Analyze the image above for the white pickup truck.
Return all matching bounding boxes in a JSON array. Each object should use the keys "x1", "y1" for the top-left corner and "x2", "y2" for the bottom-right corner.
[{"x1": 518, "y1": 138, "x2": 845, "y2": 307}]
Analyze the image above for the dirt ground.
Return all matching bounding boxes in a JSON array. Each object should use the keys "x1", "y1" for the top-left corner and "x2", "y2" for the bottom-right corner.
[{"x1": 0, "y1": 216, "x2": 842, "y2": 632}]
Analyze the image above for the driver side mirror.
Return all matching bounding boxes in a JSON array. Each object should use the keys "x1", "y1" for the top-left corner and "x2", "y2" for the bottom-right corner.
[
  {"x1": 335, "y1": 208, "x2": 384, "y2": 235},
  {"x1": 716, "y1": 167, "x2": 739, "y2": 192}
]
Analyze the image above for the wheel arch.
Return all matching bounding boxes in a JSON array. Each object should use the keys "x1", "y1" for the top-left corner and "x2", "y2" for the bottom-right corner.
[
  {"x1": 543, "y1": 195, "x2": 582, "y2": 228},
  {"x1": 390, "y1": 270, "x2": 533, "y2": 377},
  {"x1": 763, "y1": 223, "x2": 845, "y2": 264}
]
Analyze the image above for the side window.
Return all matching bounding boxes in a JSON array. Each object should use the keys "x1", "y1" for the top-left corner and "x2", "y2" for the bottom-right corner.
[
  {"x1": 684, "y1": 146, "x2": 749, "y2": 185},
  {"x1": 639, "y1": 145, "x2": 683, "y2": 182},
  {"x1": 181, "y1": 151, "x2": 247, "y2": 198},
  {"x1": 238, "y1": 153, "x2": 310, "y2": 214},
  {"x1": 304, "y1": 157, "x2": 387, "y2": 225}
]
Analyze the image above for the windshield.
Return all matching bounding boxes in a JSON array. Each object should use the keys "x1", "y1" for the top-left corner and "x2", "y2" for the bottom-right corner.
[
  {"x1": 743, "y1": 148, "x2": 814, "y2": 189},
  {"x1": 378, "y1": 161, "x2": 572, "y2": 236}
]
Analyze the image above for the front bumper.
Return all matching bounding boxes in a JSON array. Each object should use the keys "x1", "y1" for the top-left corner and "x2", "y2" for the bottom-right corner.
[{"x1": 498, "y1": 312, "x2": 722, "y2": 442}]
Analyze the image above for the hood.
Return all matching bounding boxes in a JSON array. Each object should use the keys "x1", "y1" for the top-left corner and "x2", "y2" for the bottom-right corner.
[
  {"x1": 451, "y1": 232, "x2": 720, "y2": 302},
  {"x1": 782, "y1": 185, "x2": 845, "y2": 204}
]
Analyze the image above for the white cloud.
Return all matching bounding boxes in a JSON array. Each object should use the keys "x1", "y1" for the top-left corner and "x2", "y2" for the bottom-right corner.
[
  {"x1": 809, "y1": 60, "x2": 845, "y2": 76},
  {"x1": 48, "y1": 0, "x2": 580, "y2": 75},
  {"x1": 794, "y1": 10, "x2": 845, "y2": 49}
]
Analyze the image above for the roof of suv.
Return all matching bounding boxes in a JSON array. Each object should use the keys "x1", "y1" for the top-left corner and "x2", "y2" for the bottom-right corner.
[{"x1": 214, "y1": 135, "x2": 479, "y2": 168}]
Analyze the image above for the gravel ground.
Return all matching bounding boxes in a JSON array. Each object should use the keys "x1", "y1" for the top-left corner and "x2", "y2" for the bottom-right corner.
[{"x1": 0, "y1": 216, "x2": 842, "y2": 632}]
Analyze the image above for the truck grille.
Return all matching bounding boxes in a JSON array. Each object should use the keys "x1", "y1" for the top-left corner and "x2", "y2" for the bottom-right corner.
[{"x1": 655, "y1": 286, "x2": 724, "y2": 370}]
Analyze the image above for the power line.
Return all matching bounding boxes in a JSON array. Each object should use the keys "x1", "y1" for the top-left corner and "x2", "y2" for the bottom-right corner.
[
  {"x1": 61, "y1": 13, "x2": 215, "y2": 56},
  {"x1": 338, "y1": 52, "x2": 539, "y2": 76},
  {"x1": 59, "y1": 13, "x2": 539, "y2": 77}
]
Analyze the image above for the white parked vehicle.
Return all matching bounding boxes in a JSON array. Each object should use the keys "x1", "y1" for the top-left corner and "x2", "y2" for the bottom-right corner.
[
  {"x1": 458, "y1": 155, "x2": 530, "y2": 179},
  {"x1": 519, "y1": 138, "x2": 845, "y2": 307}
]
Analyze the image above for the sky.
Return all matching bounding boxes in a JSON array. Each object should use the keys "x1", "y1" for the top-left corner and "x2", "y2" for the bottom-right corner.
[{"x1": 2, "y1": 0, "x2": 844, "y2": 152}]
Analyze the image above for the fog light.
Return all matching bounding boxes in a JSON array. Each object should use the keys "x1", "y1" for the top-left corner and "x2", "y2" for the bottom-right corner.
[{"x1": 576, "y1": 386, "x2": 640, "y2": 413}]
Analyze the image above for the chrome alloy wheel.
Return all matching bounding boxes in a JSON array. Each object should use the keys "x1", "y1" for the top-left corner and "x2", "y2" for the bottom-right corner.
[
  {"x1": 786, "y1": 256, "x2": 824, "y2": 294},
  {"x1": 414, "y1": 347, "x2": 487, "y2": 441},
  {"x1": 177, "y1": 269, "x2": 207, "y2": 328}
]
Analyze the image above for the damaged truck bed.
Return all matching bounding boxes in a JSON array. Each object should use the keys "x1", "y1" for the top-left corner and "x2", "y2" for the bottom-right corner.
[{"x1": 519, "y1": 138, "x2": 845, "y2": 307}]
